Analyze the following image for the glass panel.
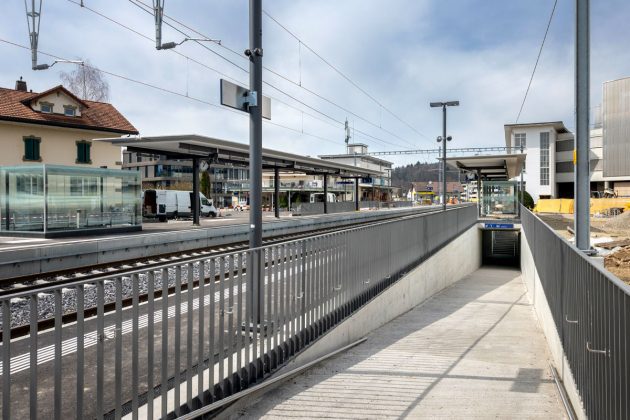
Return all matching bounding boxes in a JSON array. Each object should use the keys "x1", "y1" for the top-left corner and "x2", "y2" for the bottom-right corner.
[
  {"x1": 0, "y1": 166, "x2": 45, "y2": 232},
  {"x1": 481, "y1": 181, "x2": 518, "y2": 217}
]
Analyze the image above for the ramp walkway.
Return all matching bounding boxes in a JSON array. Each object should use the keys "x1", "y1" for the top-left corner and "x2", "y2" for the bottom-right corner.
[{"x1": 235, "y1": 267, "x2": 566, "y2": 419}]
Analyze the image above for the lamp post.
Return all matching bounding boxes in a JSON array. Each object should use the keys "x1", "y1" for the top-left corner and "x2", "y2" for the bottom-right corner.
[{"x1": 430, "y1": 101, "x2": 459, "y2": 211}]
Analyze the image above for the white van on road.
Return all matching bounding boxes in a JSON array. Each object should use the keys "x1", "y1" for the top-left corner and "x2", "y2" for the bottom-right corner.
[{"x1": 144, "y1": 190, "x2": 218, "y2": 221}]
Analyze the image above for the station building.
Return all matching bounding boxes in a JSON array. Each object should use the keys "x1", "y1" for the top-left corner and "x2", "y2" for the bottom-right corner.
[
  {"x1": 505, "y1": 77, "x2": 630, "y2": 202},
  {"x1": 0, "y1": 79, "x2": 141, "y2": 236},
  {"x1": 319, "y1": 143, "x2": 393, "y2": 201},
  {"x1": 0, "y1": 78, "x2": 138, "y2": 168}
]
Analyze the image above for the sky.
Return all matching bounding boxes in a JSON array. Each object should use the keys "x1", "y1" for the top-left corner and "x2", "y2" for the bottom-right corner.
[{"x1": 1, "y1": 0, "x2": 630, "y2": 168}]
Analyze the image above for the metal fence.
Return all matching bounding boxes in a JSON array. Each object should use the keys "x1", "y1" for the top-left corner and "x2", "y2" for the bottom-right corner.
[
  {"x1": 521, "y1": 207, "x2": 630, "y2": 419},
  {"x1": 0, "y1": 205, "x2": 476, "y2": 419}
]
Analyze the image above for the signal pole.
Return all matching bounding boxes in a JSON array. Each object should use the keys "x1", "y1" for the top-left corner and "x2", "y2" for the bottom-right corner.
[
  {"x1": 575, "y1": 0, "x2": 590, "y2": 252},
  {"x1": 247, "y1": 0, "x2": 263, "y2": 321}
]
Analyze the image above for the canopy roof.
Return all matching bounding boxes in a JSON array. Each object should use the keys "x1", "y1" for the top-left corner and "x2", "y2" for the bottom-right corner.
[
  {"x1": 445, "y1": 153, "x2": 526, "y2": 180},
  {"x1": 98, "y1": 134, "x2": 382, "y2": 177}
]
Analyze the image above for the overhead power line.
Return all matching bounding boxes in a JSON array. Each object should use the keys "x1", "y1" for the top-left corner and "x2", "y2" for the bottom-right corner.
[
  {"x1": 515, "y1": 0, "x2": 559, "y2": 123},
  {"x1": 262, "y1": 9, "x2": 431, "y2": 141},
  {"x1": 127, "y1": 0, "x2": 420, "y2": 149},
  {"x1": 0, "y1": 38, "x2": 348, "y2": 148}
]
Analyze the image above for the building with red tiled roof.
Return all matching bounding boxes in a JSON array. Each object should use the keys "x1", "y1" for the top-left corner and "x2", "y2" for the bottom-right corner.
[{"x1": 0, "y1": 78, "x2": 138, "y2": 168}]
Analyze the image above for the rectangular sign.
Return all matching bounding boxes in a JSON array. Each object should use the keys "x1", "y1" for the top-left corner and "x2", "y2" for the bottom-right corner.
[
  {"x1": 484, "y1": 223, "x2": 515, "y2": 229},
  {"x1": 220, "y1": 79, "x2": 271, "y2": 120}
]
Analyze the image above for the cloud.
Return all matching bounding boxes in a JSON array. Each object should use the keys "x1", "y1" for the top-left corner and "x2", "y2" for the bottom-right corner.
[{"x1": 1, "y1": 0, "x2": 629, "y2": 169}]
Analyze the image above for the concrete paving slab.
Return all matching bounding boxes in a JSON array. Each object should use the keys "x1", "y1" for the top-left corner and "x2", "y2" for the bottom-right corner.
[{"x1": 234, "y1": 267, "x2": 566, "y2": 419}]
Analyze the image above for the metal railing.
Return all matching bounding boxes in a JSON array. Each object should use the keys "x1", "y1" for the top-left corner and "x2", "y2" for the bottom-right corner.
[
  {"x1": 521, "y1": 207, "x2": 630, "y2": 419},
  {"x1": 0, "y1": 205, "x2": 476, "y2": 419}
]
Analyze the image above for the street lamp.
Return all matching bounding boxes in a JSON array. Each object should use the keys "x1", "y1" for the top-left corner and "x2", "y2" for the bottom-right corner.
[{"x1": 430, "y1": 101, "x2": 459, "y2": 210}]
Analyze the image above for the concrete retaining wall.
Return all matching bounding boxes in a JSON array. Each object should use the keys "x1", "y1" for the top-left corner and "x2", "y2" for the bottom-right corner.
[
  {"x1": 223, "y1": 224, "x2": 481, "y2": 417},
  {"x1": 521, "y1": 229, "x2": 586, "y2": 419},
  {"x1": 0, "y1": 206, "x2": 445, "y2": 279}
]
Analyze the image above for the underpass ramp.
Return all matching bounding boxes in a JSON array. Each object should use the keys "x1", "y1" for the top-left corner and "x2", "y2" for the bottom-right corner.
[{"x1": 233, "y1": 267, "x2": 566, "y2": 419}]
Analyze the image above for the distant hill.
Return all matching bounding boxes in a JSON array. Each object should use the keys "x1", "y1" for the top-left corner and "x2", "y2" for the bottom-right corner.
[{"x1": 391, "y1": 161, "x2": 460, "y2": 188}]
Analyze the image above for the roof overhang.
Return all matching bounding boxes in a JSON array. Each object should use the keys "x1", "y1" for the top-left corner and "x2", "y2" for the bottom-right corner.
[
  {"x1": 503, "y1": 121, "x2": 571, "y2": 147},
  {"x1": 97, "y1": 134, "x2": 382, "y2": 178},
  {"x1": 445, "y1": 153, "x2": 526, "y2": 180}
]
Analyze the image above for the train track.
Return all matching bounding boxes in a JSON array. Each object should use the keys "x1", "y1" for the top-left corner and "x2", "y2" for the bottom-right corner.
[{"x1": 1, "y1": 207, "x2": 453, "y2": 339}]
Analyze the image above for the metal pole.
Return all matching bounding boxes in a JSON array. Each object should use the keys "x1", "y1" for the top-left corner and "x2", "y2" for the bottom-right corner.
[
  {"x1": 477, "y1": 170, "x2": 482, "y2": 217},
  {"x1": 355, "y1": 177, "x2": 360, "y2": 211},
  {"x1": 575, "y1": 0, "x2": 590, "y2": 251},
  {"x1": 323, "y1": 174, "x2": 328, "y2": 214},
  {"x1": 248, "y1": 0, "x2": 263, "y2": 322},
  {"x1": 192, "y1": 157, "x2": 200, "y2": 226},
  {"x1": 442, "y1": 105, "x2": 447, "y2": 211},
  {"x1": 520, "y1": 144, "x2": 524, "y2": 218},
  {"x1": 274, "y1": 167, "x2": 280, "y2": 218}
]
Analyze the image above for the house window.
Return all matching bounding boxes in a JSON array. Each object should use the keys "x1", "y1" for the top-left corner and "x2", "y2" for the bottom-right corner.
[
  {"x1": 23, "y1": 136, "x2": 41, "y2": 161},
  {"x1": 514, "y1": 133, "x2": 526, "y2": 149},
  {"x1": 76, "y1": 141, "x2": 92, "y2": 164},
  {"x1": 540, "y1": 132, "x2": 550, "y2": 185},
  {"x1": 64, "y1": 106, "x2": 76, "y2": 117},
  {"x1": 40, "y1": 102, "x2": 53, "y2": 113}
]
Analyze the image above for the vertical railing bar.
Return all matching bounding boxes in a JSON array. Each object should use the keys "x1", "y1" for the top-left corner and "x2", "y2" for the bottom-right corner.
[
  {"x1": 174, "y1": 266, "x2": 182, "y2": 415},
  {"x1": 243, "y1": 252, "x2": 251, "y2": 387},
  {"x1": 146, "y1": 271, "x2": 155, "y2": 420},
  {"x1": 131, "y1": 273, "x2": 140, "y2": 419},
  {"x1": 54, "y1": 288, "x2": 62, "y2": 420},
  {"x1": 218, "y1": 256, "x2": 226, "y2": 395},
  {"x1": 227, "y1": 255, "x2": 235, "y2": 391},
  {"x1": 208, "y1": 259, "x2": 216, "y2": 402},
  {"x1": 259, "y1": 249, "x2": 266, "y2": 374},
  {"x1": 251, "y1": 251, "x2": 259, "y2": 380},
  {"x1": 160, "y1": 268, "x2": 169, "y2": 419},
  {"x1": 186, "y1": 263, "x2": 194, "y2": 411},
  {"x1": 114, "y1": 277, "x2": 123, "y2": 420},
  {"x1": 266, "y1": 247, "x2": 273, "y2": 374},
  {"x1": 280, "y1": 245, "x2": 288, "y2": 360},
  {"x1": 236, "y1": 254, "x2": 244, "y2": 389},
  {"x1": 75, "y1": 285, "x2": 84, "y2": 419},
  {"x1": 96, "y1": 281, "x2": 105, "y2": 420},
  {"x1": 197, "y1": 262, "x2": 205, "y2": 406},
  {"x1": 2, "y1": 300, "x2": 11, "y2": 420},
  {"x1": 30, "y1": 294, "x2": 38, "y2": 420}
]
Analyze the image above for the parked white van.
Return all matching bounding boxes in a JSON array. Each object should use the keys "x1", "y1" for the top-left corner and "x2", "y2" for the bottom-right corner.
[{"x1": 143, "y1": 190, "x2": 217, "y2": 221}]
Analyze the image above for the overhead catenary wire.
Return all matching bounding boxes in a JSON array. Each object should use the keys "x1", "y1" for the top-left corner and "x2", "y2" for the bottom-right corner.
[
  {"x1": 262, "y1": 9, "x2": 431, "y2": 141},
  {"x1": 127, "y1": 0, "x2": 419, "y2": 149},
  {"x1": 0, "y1": 38, "x2": 348, "y2": 148},
  {"x1": 515, "y1": 0, "x2": 559, "y2": 124}
]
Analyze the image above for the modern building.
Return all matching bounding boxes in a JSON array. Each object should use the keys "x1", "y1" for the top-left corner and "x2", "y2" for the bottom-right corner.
[
  {"x1": 0, "y1": 79, "x2": 138, "y2": 168},
  {"x1": 504, "y1": 77, "x2": 630, "y2": 202},
  {"x1": 319, "y1": 143, "x2": 393, "y2": 201}
]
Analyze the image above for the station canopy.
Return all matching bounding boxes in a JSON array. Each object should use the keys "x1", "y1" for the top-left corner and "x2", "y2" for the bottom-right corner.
[
  {"x1": 98, "y1": 134, "x2": 382, "y2": 178},
  {"x1": 445, "y1": 153, "x2": 526, "y2": 180}
]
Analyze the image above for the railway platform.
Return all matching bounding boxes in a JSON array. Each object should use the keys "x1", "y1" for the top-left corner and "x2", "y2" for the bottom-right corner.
[{"x1": 234, "y1": 267, "x2": 565, "y2": 419}]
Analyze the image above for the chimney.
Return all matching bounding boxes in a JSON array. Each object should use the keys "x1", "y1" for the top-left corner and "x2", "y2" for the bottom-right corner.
[{"x1": 15, "y1": 77, "x2": 27, "y2": 92}]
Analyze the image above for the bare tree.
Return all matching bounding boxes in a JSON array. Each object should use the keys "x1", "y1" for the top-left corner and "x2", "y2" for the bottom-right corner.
[{"x1": 59, "y1": 60, "x2": 110, "y2": 102}]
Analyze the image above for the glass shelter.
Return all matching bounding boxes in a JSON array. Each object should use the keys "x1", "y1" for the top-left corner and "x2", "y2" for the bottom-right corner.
[
  {"x1": 480, "y1": 181, "x2": 518, "y2": 217},
  {"x1": 0, "y1": 165, "x2": 141, "y2": 236}
]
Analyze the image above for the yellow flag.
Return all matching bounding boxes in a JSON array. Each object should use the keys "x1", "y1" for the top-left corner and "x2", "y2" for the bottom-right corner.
[{"x1": 573, "y1": 149, "x2": 576, "y2": 165}]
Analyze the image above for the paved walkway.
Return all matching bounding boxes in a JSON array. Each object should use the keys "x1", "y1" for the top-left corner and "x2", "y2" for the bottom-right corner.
[{"x1": 235, "y1": 267, "x2": 566, "y2": 419}]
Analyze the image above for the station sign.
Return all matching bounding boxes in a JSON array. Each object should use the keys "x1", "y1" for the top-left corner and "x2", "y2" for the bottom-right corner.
[
  {"x1": 220, "y1": 79, "x2": 271, "y2": 119},
  {"x1": 484, "y1": 223, "x2": 514, "y2": 229}
]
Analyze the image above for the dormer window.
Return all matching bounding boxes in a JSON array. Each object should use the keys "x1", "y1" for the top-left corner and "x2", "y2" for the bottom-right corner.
[
  {"x1": 40, "y1": 102, "x2": 53, "y2": 113},
  {"x1": 64, "y1": 105, "x2": 77, "y2": 117}
]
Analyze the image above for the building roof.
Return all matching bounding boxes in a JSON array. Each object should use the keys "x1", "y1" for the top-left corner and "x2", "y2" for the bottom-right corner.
[
  {"x1": 0, "y1": 85, "x2": 138, "y2": 134},
  {"x1": 445, "y1": 153, "x2": 526, "y2": 180},
  {"x1": 98, "y1": 134, "x2": 383, "y2": 177},
  {"x1": 318, "y1": 153, "x2": 393, "y2": 167},
  {"x1": 504, "y1": 121, "x2": 570, "y2": 147}
]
